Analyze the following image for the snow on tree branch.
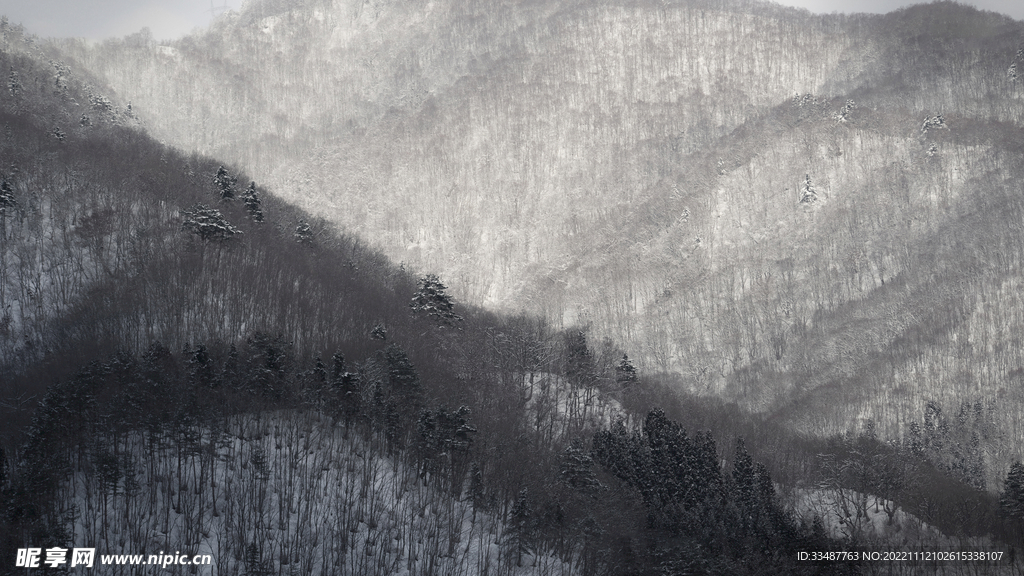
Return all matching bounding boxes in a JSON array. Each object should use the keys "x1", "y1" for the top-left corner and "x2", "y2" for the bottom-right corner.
[
  {"x1": 181, "y1": 204, "x2": 242, "y2": 242},
  {"x1": 410, "y1": 274, "x2": 462, "y2": 326}
]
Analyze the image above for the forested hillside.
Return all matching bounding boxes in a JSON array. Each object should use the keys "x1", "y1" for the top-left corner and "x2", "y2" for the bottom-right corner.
[
  {"x1": 48, "y1": 0, "x2": 1024, "y2": 486},
  {"x1": 0, "y1": 18, "x2": 874, "y2": 575}
]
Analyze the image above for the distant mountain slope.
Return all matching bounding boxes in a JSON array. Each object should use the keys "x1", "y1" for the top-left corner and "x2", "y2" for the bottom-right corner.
[
  {"x1": 53, "y1": 0, "x2": 887, "y2": 307},
  {"x1": 45, "y1": 0, "x2": 1024, "y2": 468}
]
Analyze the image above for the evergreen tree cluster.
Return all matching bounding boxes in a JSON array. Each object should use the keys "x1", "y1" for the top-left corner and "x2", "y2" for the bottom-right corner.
[
  {"x1": 294, "y1": 219, "x2": 313, "y2": 244},
  {"x1": 180, "y1": 203, "x2": 242, "y2": 242},
  {"x1": 812, "y1": 416, "x2": 1014, "y2": 545},
  {"x1": 241, "y1": 181, "x2": 264, "y2": 222},
  {"x1": 614, "y1": 354, "x2": 637, "y2": 386},
  {"x1": 213, "y1": 165, "x2": 236, "y2": 201},
  {"x1": 409, "y1": 274, "x2": 462, "y2": 326},
  {"x1": 0, "y1": 337, "x2": 445, "y2": 564},
  {"x1": 0, "y1": 325, "x2": 869, "y2": 576},
  {"x1": 592, "y1": 410, "x2": 842, "y2": 574},
  {"x1": 1001, "y1": 462, "x2": 1024, "y2": 539},
  {"x1": 907, "y1": 400, "x2": 994, "y2": 490}
]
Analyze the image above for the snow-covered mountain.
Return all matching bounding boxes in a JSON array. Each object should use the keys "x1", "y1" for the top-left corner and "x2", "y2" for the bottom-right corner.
[{"x1": 49, "y1": 0, "x2": 1024, "y2": 464}]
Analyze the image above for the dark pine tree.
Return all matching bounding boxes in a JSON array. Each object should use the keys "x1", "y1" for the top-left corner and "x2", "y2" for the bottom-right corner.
[
  {"x1": 181, "y1": 204, "x2": 242, "y2": 242},
  {"x1": 615, "y1": 354, "x2": 638, "y2": 387},
  {"x1": 371, "y1": 323, "x2": 388, "y2": 340},
  {"x1": 410, "y1": 274, "x2": 463, "y2": 326},
  {"x1": 241, "y1": 181, "x2": 264, "y2": 222},
  {"x1": 188, "y1": 344, "x2": 216, "y2": 388},
  {"x1": 560, "y1": 439, "x2": 601, "y2": 493},
  {"x1": 1001, "y1": 461, "x2": 1024, "y2": 539},
  {"x1": 732, "y1": 438, "x2": 757, "y2": 529},
  {"x1": 564, "y1": 331, "x2": 595, "y2": 388},
  {"x1": 800, "y1": 174, "x2": 818, "y2": 204},
  {"x1": 0, "y1": 178, "x2": 15, "y2": 214},
  {"x1": 508, "y1": 487, "x2": 533, "y2": 567},
  {"x1": 295, "y1": 220, "x2": 314, "y2": 244},
  {"x1": 221, "y1": 344, "x2": 240, "y2": 390},
  {"x1": 314, "y1": 356, "x2": 327, "y2": 380},
  {"x1": 213, "y1": 165, "x2": 236, "y2": 201},
  {"x1": 469, "y1": 461, "x2": 485, "y2": 514},
  {"x1": 384, "y1": 344, "x2": 423, "y2": 417}
]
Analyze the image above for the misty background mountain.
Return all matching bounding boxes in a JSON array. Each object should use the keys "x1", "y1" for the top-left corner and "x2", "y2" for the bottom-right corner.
[
  {"x1": 2, "y1": 0, "x2": 1024, "y2": 573},
  {"x1": 50, "y1": 0, "x2": 1024, "y2": 462}
]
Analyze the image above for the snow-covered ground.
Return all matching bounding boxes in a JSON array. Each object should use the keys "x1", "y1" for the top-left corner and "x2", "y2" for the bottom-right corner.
[
  {"x1": 792, "y1": 488, "x2": 1019, "y2": 574},
  {"x1": 59, "y1": 409, "x2": 579, "y2": 576},
  {"x1": 794, "y1": 488, "x2": 941, "y2": 545},
  {"x1": 520, "y1": 372, "x2": 627, "y2": 441}
]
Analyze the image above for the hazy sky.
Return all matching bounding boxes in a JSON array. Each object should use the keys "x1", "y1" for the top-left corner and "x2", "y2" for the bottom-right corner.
[
  {"x1": 0, "y1": 0, "x2": 245, "y2": 41},
  {"x1": 0, "y1": 0, "x2": 1020, "y2": 42}
]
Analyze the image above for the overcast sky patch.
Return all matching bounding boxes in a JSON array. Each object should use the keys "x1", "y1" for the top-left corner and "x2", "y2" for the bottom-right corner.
[
  {"x1": 0, "y1": 0, "x2": 1019, "y2": 42},
  {"x1": 0, "y1": 0, "x2": 243, "y2": 41}
]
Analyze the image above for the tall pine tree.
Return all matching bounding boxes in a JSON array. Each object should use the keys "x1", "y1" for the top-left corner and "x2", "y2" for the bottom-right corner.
[
  {"x1": 1001, "y1": 461, "x2": 1024, "y2": 524},
  {"x1": 410, "y1": 274, "x2": 462, "y2": 326},
  {"x1": 213, "y1": 166, "x2": 236, "y2": 201},
  {"x1": 241, "y1": 181, "x2": 264, "y2": 222}
]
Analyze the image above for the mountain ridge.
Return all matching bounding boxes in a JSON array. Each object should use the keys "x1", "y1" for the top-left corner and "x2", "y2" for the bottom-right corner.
[{"x1": 37, "y1": 0, "x2": 1024, "y2": 473}]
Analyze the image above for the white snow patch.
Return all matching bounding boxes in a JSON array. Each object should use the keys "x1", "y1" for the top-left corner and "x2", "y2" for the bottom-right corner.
[
  {"x1": 793, "y1": 488, "x2": 940, "y2": 545},
  {"x1": 60, "y1": 409, "x2": 579, "y2": 576}
]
